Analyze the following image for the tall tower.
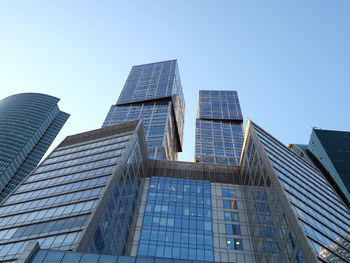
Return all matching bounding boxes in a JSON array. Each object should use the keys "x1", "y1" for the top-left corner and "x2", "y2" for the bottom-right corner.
[
  {"x1": 103, "y1": 60, "x2": 184, "y2": 161},
  {"x1": 0, "y1": 120, "x2": 148, "y2": 261},
  {"x1": 195, "y1": 90, "x2": 244, "y2": 166},
  {"x1": 0, "y1": 93, "x2": 69, "y2": 202},
  {"x1": 240, "y1": 120, "x2": 350, "y2": 263},
  {"x1": 307, "y1": 128, "x2": 350, "y2": 206}
]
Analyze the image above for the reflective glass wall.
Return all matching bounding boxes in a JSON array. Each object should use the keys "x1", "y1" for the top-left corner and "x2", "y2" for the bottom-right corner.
[
  {"x1": 211, "y1": 183, "x2": 255, "y2": 262},
  {"x1": 251, "y1": 122, "x2": 350, "y2": 262},
  {"x1": 137, "y1": 177, "x2": 214, "y2": 261},
  {"x1": 195, "y1": 90, "x2": 244, "y2": 166},
  {"x1": 307, "y1": 128, "x2": 350, "y2": 206},
  {"x1": 0, "y1": 93, "x2": 69, "y2": 201},
  {"x1": 103, "y1": 60, "x2": 184, "y2": 161},
  {"x1": 240, "y1": 122, "x2": 310, "y2": 263},
  {"x1": 241, "y1": 120, "x2": 350, "y2": 263},
  {"x1": 0, "y1": 121, "x2": 145, "y2": 262}
]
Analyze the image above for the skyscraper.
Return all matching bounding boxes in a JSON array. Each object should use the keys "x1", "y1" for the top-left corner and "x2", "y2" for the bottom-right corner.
[
  {"x1": 307, "y1": 128, "x2": 350, "y2": 206},
  {"x1": 0, "y1": 93, "x2": 69, "y2": 202},
  {"x1": 0, "y1": 63, "x2": 348, "y2": 263},
  {"x1": 240, "y1": 120, "x2": 350, "y2": 262},
  {"x1": 17, "y1": 119, "x2": 350, "y2": 263},
  {"x1": 195, "y1": 90, "x2": 244, "y2": 166},
  {"x1": 103, "y1": 60, "x2": 184, "y2": 161},
  {"x1": 0, "y1": 120, "x2": 148, "y2": 261}
]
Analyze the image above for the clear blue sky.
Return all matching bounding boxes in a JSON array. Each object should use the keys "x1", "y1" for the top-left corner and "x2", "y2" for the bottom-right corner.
[{"x1": 1, "y1": 1, "x2": 349, "y2": 162}]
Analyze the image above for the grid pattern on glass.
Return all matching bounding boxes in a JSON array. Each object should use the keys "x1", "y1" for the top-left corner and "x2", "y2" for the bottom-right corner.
[
  {"x1": 86, "y1": 140, "x2": 144, "y2": 256},
  {"x1": 138, "y1": 177, "x2": 214, "y2": 261},
  {"x1": 103, "y1": 102, "x2": 169, "y2": 148},
  {"x1": 0, "y1": 130, "x2": 132, "y2": 261},
  {"x1": 0, "y1": 93, "x2": 69, "y2": 202},
  {"x1": 102, "y1": 60, "x2": 185, "y2": 162},
  {"x1": 195, "y1": 120, "x2": 244, "y2": 166},
  {"x1": 117, "y1": 60, "x2": 183, "y2": 105},
  {"x1": 103, "y1": 101, "x2": 179, "y2": 161},
  {"x1": 0, "y1": 232, "x2": 81, "y2": 261},
  {"x1": 210, "y1": 183, "x2": 256, "y2": 263},
  {"x1": 239, "y1": 129, "x2": 309, "y2": 263},
  {"x1": 28, "y1": 250, "x2": 239, "y2": 263},
  {"x1": 253, "y1": 123, "x2": 350, "y2": 262},
  {"x1": 198, "y1": 90, "x2": 242, "y2": 121}
]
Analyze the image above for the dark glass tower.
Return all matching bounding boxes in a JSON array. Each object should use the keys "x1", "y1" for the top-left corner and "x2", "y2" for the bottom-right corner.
[
  {"x1": 0, "y1": 93, "x2": 69, "y2": 202},
  {"x1": 307, "y1": 128, "x2": 350, "y2": 206},
  {"x1": 103, "y1": 60, "x2": 184, "y2": 161},
  {"x1": 195, "y1": 90, "x2": 244, "y2": 166}
]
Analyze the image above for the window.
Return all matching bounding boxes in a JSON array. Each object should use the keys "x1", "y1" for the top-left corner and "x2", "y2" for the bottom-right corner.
[
  {"x1": 223, "y1": 200, "x2": 238, "y2": 209},
  {"x1": 224, "y1": 211, "x2": 239, "y2": 221},
  {"x1": 225, "y1": 224, "x2": 241, "y2": 235},
  {"x1": 227, "y1": 238, "x2": 243, "y2": 250}
]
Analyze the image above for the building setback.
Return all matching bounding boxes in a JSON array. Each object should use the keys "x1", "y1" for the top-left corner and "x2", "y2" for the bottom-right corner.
[
  {"x1": 195, "y1": 90, "x2": 244, "y2": 166},
  {"x1": 103, "y1": 60, "x2": 184, "y2": 161},
  {"x1": 0, "y1": 93, "x2": 69, "y2": 202}
]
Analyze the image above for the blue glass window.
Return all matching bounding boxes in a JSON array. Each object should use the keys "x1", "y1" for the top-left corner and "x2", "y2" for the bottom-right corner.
[
  {"x1": 224, "y1": 211, "x2": 239, "y2": 221},
  {"x1": 223, "y1": 200, "x2": 237, "y2": 209},
  {"x1": 225, "y1": 224, "x2": 241, "y2": 235},
  {"x1": 61, "y1": 252, "x2": 82, "y2": 262},
  {"x1": 226, "y1": 238, "x2": 243, "y2": 250},
  {"x1": 138, "y1": 177, "x2": 213, "y2": 261}
]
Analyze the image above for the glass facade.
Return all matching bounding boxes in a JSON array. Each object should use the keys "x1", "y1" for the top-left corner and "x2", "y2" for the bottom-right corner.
[
  {"x1": 138, "y1": 177, "x2": 214, "y2": 261},
  {"x1": 195, "y1": 90, "x2": 244, "y2": 166},
  {"x1": 0, "y1": 121, "x2": 146, "y2": 262},
  {"x1": 0, "y1": 93, "x2": 69, "y2": 201},
  {"x1": 0, "y1": 68, "x2": 347, "y2": 263},
  {"x1": 195, "y1": 120, "x2": 244, "y2": 166},
  {"x1": 241, "y1": 120, "x2": 350, "y2": 262},
  {"x1": 210, "y1": 183, "x2": 255, "y2": 262},
  {"x1": 307, "y1": 128, "x2": 350, "y2": 206},
  {"x1": 9, "y1": 117, "x2": 347, "y2": 263},
  {"x1": 27, "y1": 248, "x2": 224, "y2": 263},
  {"x1": 126, "y1": 160, "x2": 255, "y2": 263},
  {"x1": 85, "y1": 132, "x2": 145, "y2": 256},
  {"x1": 287, "y1": 144, "x2": 316, "y2": 168},
  {"x1": 197, "y1": 90, "x2": 242, "y2": 121},
  {"x1": 103, "y1": 60, "x2": 184, "y2": 161}
]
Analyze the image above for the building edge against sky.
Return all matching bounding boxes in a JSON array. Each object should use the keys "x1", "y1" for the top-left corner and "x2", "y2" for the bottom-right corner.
[{"x1": 0, "y1": 93, "x2": 69, "y2": 202}]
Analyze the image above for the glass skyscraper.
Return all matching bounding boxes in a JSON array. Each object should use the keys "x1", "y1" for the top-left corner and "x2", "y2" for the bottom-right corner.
[
  {"x1": 17, "y1": 119, "x2": 350, "y2": 263},
  {"x1": 307, "y1": 128, "x2": 350, "y2": 207},
  {"x1": 0, "y1": 120, "x2": 148, "y2": 262},
  {"x1": 0, "y1": 62, "x2": 348, "y2": 263},
  {"x1": 0, "y1": 93, "x2": 69, "y2": 202},
  {"x1": 195, "y1": 90, "x2": 244, "y2": 166},
  {"x1": 103, "y1": 60, "x2": 184, "y2": 161},
  {"x1": 240, "y1": 120, "x2": 350, "y2": 262}
]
